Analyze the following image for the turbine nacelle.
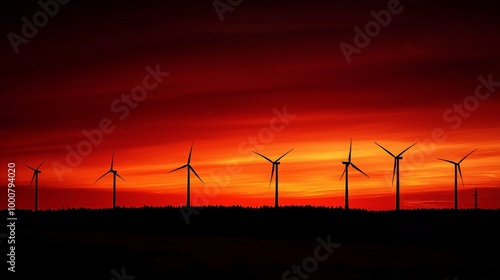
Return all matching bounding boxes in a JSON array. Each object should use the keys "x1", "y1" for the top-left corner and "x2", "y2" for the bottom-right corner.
[
  {"x1": 94, "y1": 151, "x2": 126, "y2": 184},
  {"x1": 25, "y1": 160, "x2": 46, "y2": 189},
  {"x1": 374, "y1": 141, "x2": 417, "y2": 187},
  {"x1": 437, "y1": 148, "x2": 477, "y2": 188},
  {"x1": 340, "y1": 139, "x2": 369, "y2": 180},
  {"x1": 253, "y1": 149, "x2": 293, "y2": 188}
]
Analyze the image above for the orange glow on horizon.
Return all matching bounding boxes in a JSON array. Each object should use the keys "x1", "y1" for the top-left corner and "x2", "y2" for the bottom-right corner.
[{"x1": 4, "y1": 132, "x2": 500, "y2": 210}]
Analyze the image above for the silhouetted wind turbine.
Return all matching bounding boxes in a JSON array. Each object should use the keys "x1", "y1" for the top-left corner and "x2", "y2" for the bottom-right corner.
[
  {"x1": 374, "y1": 141, "x2": 418, "y2": 211},
  {"x1": 24, "y1": 160, "x2": 46, "y2": 212},
  {"x1": 253, "y1": 149, "x2": 293, "y2": 208},
  {"x1": 94, "y1": 151, "x2": 125, "y2": 209},
  {"x1": 340, "y1": 139, "x2": 369, "y2": 210},
  {"x1": 167, "y1": 143, "x2": 204, "y2": 208},
  {"x1": 438, "y1": 148, "x2": 477, "y2": 210}
]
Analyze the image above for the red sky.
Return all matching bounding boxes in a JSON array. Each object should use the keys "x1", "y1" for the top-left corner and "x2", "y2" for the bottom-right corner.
[{"x1": 1, "y1": 0, "x2": 499, "y2": 210}]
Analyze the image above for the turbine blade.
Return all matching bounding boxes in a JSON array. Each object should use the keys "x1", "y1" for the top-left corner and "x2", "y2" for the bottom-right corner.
[
  {"x1": 351, "y1": 163, "x2": 369, "y2": 178},
  {"x1": 458, "y1": 165, "x2": 464, "y2": 187},
  {"x1": 340, "y1": 165, "x2": 347, "y2": 180},
  {"x1": 24, "y1": 164, "x2": 36, "y2": 172},
  {"x1": 438, "y1": 158, "x2": 457, "y2": 165},
  {"x1": 276, "y1": 148, "x2": 294, "y2": 162},
  {"x1": 253, "y1": 151, "x2": 273, "y2": 163},
  {"x1": 167, "y1": 164, "x2": 188, "y2": 174},
  {"x1": 397, "y1": 142, "x2": 418, "y2": 157},
  {"x1": 392, "y1": 160, "x2": 397, "y2": 186},
  {"x1": 188, "y1": 142, "x2": 193, "y2": 164},
  {"x1": 269, "y1": 164, "x2": 275, "y2": 187},
  {"x1": 459, "y1": 148, "x2": 477, "y2": 164},
  {"x1": 116, "y1": 172, "x2": 126, "y2": 182},
  {"x1": 110, "y1": 150, "x2": 115, "y2": 170},
  {"x1": 348, "y1": 138, "x2": 352, "y2": 162},
  {"x1": 374, "y1": 142, "x2": 396, "y2": 158},
  {"x1": 94, "y1": 171, "x2": 111, "y2": 184},
  {"x1": 36, "y1": 159, "x2": 47, "y2": 170},
  {"x1": 189, "y1": 166, "x2": 204, "y2": 184},
  {"x1": 29, "y1": 172, "x2": 36, "y2": 188}
]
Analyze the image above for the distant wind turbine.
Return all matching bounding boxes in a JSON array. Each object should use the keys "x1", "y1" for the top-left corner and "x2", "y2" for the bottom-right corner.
[
  {"x1": 24, "y1": 160, "x2": 46, "y2": 212},
  {"x1": 167, "y1": 143, "x2": 204, "y2": 208},
  {"x1": 374, "y1": 141, "x2": 418, "y2": 211},
  {"x1": 94, "y1": 151, "x2": 125, "y2": 209},
  {"x1": 340, "y1": 139, "x2": 369, "y2": 210},
  {"x1": 438, "y1": 148, "x2": 477, "y2": 210},
  {"x1": 253, "y1": 149, "x2": 293, "y2": 208}
]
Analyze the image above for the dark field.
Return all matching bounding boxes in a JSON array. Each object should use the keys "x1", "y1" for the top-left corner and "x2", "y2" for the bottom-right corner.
[{"x1": 3, "y1": 206, "x2": 500, "y2": 279}]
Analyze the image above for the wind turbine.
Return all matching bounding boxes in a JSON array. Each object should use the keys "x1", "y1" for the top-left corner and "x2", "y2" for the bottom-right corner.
[
  {"x1": 253, "y1": 149, "x2": 293, "y2": 208},
  {"x1": 94, "y1": 151, "x2": 125, "y2": 209},
  {"x1": 374, "y1": 141, "x2": 418, "y2": 211},
  {"x1": 340, "y1": 139, "x2": 369, "y2": 210},
  {"x1": 438, "y1": 148, "x2": 477, "y2": 210},
  {"x1": 24, "y1": 160, "x2": 46, "y2": 212},
  {"x1": 167, "y1": 143, "x2": 204, "y2": 208}
]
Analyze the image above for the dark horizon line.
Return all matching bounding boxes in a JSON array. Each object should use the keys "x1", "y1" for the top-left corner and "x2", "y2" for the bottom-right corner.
[{"x1": 3, "y1": 205, "x2": 499, "y2": 212}]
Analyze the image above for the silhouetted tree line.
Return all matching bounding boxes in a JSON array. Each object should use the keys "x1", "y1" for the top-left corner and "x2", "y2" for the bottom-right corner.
[{"x1": 7, "y1": 206, "x2": 500, "y2": 248}]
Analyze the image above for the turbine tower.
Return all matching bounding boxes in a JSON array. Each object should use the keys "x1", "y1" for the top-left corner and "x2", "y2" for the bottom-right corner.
[
  {"x1": 94, "y1": 151, "x2": 125, "y2": 209},
  {"x1": 24, "y1": 160, "x2": 46, "y2": 212},
  {"x1": 438, "y1": 148, "x2": 477, "y2": 210},
  {"x1": 253, "y1": 149, "x2": 293, "y2": 208},
  {"x1": 374, "y1": 141, "x2": 418, "y2": 211},
  {"x1": 167, "y1": 143, "x2": 204, "y2": 208},
  {"x1": 340, "y1": 139, "x2": 369, "y2": 210}
]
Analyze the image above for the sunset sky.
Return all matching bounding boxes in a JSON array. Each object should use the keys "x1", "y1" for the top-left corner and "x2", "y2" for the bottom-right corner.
[{"x1": 1, "y1": 0, "x2": 499, "y2": 210}]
